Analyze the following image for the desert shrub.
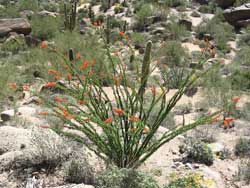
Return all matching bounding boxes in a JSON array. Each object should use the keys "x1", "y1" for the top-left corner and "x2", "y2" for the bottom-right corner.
[
  {"x1": 158, "y1": 40, "x2": 189, "y2": 67},
  {"x1": 162, "y1": 0, "x2": 188, "y2": 7},
  {"x1": 234, "y1": 0, "x2": 250, "y2": 6},
  {"x1": 166, "y1": 21, "x2": 190, "y2": 41},
  {"x1": 40, "y1": 2, "x2": 59, "y2": 12},
  {"x1": 1, "y1": 36, "x2": 28, "y2": 54},
  {"x1": 235, "y1": 138, "x2": 250, "y2": 157},
  {"x1": 240, "y1": 102, "x2": 250, "y2": 121},
  {"x1": 135, "y1": 3, "x2": 155, "y2": 30},
  {"x1": 196, "y1": 11, "x2": 234, "y2": 52},
  {"x1": 179, "y1": 137, "x2": 214, "y2": 165},
  {"x1": 18, "y1": 0, "x2": 39, "y2": 11},
  {"x1": 0, "y1": 5, "x2": 20, "y2": 18},
  {"x1": 190, "y1": 125, "x2": 217, "y2": 143},
  {"x1": 31, "y1": 15, "x2": 61, "y2": 40},
  {"x1": 237, "y1": 159, "x2": 250, "y2": 184},
  {"x1": 198, "y1": 2, "x2": 217, "y2": 14},
  {"x1": 234, "y1": 46, "x2": 250, "y2": 66},
  {"x1": 97, "y1": 167, "x2": 159, "y2": 188},
  {"x1": 28, "y1": 127, "x2": 71, "y2": 172},
  {"x1": 218, "y1": 147, "x2": 231, "y2": 160},
  {"x1": 229, "y1": 69, "x2": 250, "y2": 91},
  {"x1": 165, "y1": 173, "x2": 207, "y2": 188},
  {"x1": 65, "y1": 159, "x2": 95, "y2": 184},
  {"x1": 238, "y1": 27, "x2": 250, "y2": 46}
]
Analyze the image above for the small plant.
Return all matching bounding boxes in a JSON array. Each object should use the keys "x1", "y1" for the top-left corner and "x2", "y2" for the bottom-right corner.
[
  {"x1": 97, "y1": 167, "x2": 159, "y2": 188},
  {"x1": 65, "y1": 159, "x2": 95, "y2": 184},
  {"x1": 218, "y1": 147, "x2": 231, "y2": 160},
  {"x1": 1, "y1": 36, "x2": 28, "y2": 54},
  {"x1": 237, "y1": 159, "x2": 250, "y2": 184},
  {"x1": 165, "y1": 172, "x2": 213, "y2": 188},
  {"x1": 235, "y1": 138, "x2": 250, "y2": 157},
  {"x1": 114, "y1": 3, "x2": 124, "y2": 14},
  {"x1": 179, "y1": 137, "x2": 214, "y2": 165}
]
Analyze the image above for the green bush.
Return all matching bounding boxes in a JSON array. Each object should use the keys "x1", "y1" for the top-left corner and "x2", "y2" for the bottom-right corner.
[
  {"x1": 234, "y1": 46, "x2": 250, "y2": 66},
  {"x1": 135, "y1": 3, "x2": 155, "y2": 30},
  {"x1": 0, "y1": 5, "x2": 20, "y2": 18},
  {"x1": 97, "y1": 167, "x2": 159, "y2": 188},
  {"x1": 31, "y1": 15, "x2": 60, "y2": 40},
  {"x1": 65, "y1": 159, "x2": 95, "y2": 184},
  {"x1": 235, "y1": 138, "x2": 250, "y2": 157},
  {"x1": 18, "y1": 0, "x2": 39, "y2": 11},
  {"x1": 1, "y1": 36, "x2": 28, "y2": 54},
  {"x1": 162, "y1": 0, "x2": 188, "y2": 7},
  {"x1": 166, "y1": 21, "x2": 190, "y2": 41},
  {"x1": 234, "y1": 0, "x2": 250, "y2": 6},
  {"x1": 229, "y1": 69, "x2": 250, "y2": 91},
  {"x1": 179, "y1": 138, "x2": 214, "y2": 165}
]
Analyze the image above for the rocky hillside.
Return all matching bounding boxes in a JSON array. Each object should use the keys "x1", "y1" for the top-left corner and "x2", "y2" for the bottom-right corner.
[{"x1": 0, "y1": 0, "x2": 250, "y2": 188}]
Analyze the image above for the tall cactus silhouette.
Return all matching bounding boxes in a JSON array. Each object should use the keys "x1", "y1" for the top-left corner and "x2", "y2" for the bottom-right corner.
[
  {"x1": 68, "y1": 48, "x2": 74, "y2": 61},
  {"x1": 105, "y1": 16, "x2": 111, "y2": 45},
  {"x1": 139, "y1": 41, "x2": 152, "y2": 101},
  {"x1": 64, "y1": 0, "x2": 77, "y2": 32}
]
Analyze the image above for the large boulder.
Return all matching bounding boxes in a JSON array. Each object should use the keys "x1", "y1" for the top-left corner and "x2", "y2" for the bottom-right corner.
[
  {"x1": 0, "y1": 18, "x2": 31, "y2": 37},
  {"x1": 215, "y1": 0, "x2": 235, "y2": 8},
  {"x1": 224, "y1": 3, "x2": 250, "y2": 27}
]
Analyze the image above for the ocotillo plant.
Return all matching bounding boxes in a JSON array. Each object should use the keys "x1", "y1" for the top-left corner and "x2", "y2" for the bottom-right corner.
[
  {"x1": 64, "y1": 0, "x2": 77, "y2": 32},
  {"x1": 39, "y1": 27, "x2": 227, "y2": 169}
]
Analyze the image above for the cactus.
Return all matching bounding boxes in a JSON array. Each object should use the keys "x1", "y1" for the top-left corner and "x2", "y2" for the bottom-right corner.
[
  {"x1": 64, "y1": 0, "x2": 77, "y2": 32},
  {"x1": 139, "y1": 41, "x2": 152, "y2": 100},
  {"x1": 69, "y1": 48, "x2": 74, "y2": 61},
  {"x1": 122, "y1": 20, "x2": 127, "y2": 33},
  {"x1": 105, "y1": 16, "x2": 111, "y2": 45}
]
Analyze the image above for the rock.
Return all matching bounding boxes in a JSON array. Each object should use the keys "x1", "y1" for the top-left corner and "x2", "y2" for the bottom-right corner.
[
  {"x1": 151, "y1": 27, "x2": 166, "y2": 35},
  {"x1": 38, "y1": 10, "x2": 59, "y2": 17},
  {"x1": 194, "y1": 0, "x2": 209, "y2": 4},
  {"x1": 145, "y1": 15, "x2": 164, "y2": 24},
  {"x1": 190, "y1": 11, "x2": 201, "y2": 17},
  {"x1": 0, "y1": 110, "x2": 14, "y2": 122},
  {"x1": 0, "y1": 18, "x2": 31, "y2": 37},
  {"x1": 224, "y1": 3, "x2": 250, "y2": 27},
  {"x1": 208, "y1": 143, "x2": 224, "y2": 154},
  {"x1": 0, "y1": 151, "x2": 23, "y2": 171},
  {"x1": 179, "y1": 19, "x2": 192, "y2": 31},
  {"x1": 215, "y1": 0, "x2": 235, "y2": 8},
  {"x1": 20, "y1": 10, "x2": 34, "y2": 19},
  {"x1": 0, "y1": 126, "x2": 31, "y2": 153}
]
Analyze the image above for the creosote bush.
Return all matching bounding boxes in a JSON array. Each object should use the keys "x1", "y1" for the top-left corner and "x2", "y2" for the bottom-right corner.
[
  {"x1": 97, "y1": 167, "x2": 159, "y2": 188},
  {"x1": 65, "y1": 159, "x2": 95, "y2": 184},
  {"x1": 235, "y1": 138, "x2": 250, "y2": 157},
  {"x1": 36, "y1": 23, "x2": 226, "y2": 169},
  {"x1": 179, "y1": 137, "x2": 214, "y2": 165}
]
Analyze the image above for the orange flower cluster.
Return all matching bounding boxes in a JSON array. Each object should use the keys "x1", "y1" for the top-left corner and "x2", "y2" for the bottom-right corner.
[
  {"x1": 104, "y1": 116, "x2": 113, "y2": 124},
  {"x1": 129, "y1": 115, "x2": 140, "y2": 122},
  {"x1": 44, "y1": 82, "x2": 57, "y2": 88},
  {"x1": 10, "y1": 83, "x2": 17, "y2": 90},
  {"x1": 92, "y1": 21, "x2": 103, "y2": 27},
  {"x1": 54, "y1": 96, "x2": 68, "y2": 103},
  {"x1": 224, "y1": 117, "x2": 235, "y2": 127},
  {"x1": 76, "y1": 53, "x2": 81, "y2": 60},
  {"x1": 113, "y1": 108, "x2": 125, "y2": 115},
  {"x1": 40, "y1": 124, "x2": 50, "y2": 129},
  {"x1": 38, "y1": 111, "x2": 49, "y2": 116},
  {"x1": 232, "y1": 96, "x2": 240, "y2": 103},
  {"x1": 40, "y1": 41, "x2": 48, "y2": 49}
]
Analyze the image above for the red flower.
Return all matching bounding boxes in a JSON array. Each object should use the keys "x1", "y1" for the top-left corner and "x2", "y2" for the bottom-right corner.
[
  {"x1": 232, "y1": 96, "x2": 240, "y2": 103},
  {"x1": 54, "y1": 96, "x2": 68, "y2": 103},
  {"x1": 113, "y1": 108, "x2": 125, "y2": 115},
  {"x1": 104, "y1": 117, "x2": 113, "y2": 124},
  {"x1": 67, "y1": 73, "x2": 72, "y2": 81},
  {"x1": 119, "y1": 31, "x2": 124, "y2": 36},
  {"x1": 76, "y1": 53, "x2": 81, "y2": 60},
  {"x1": 224, "y1": 117, "x2": 235, "y2": 126},
  {"x1": 48, "y1": 69, "x2": 58, "y2": 75},
  {"x1": 143, "y1": 126, "x2": 150, "y2": 134},
  {"x1": 78, "y1": 100, "x2": 85, "y2": 106},
  {"x1": 40, "y1": 41, "x2": 48, "y2": 49},
  {"x1": 10, "y1": 83, "x2": 17, "y2": 90},
  {"x1": 80, "y1": 61, "x2": 90, "y2": 70},
  {"x1": 44, "y1": 82, "x2": 57, "y2": 88},
  {"x1": 151, "y1": 86, "x2": 156, "y2": 95},
  {"x1": 129, "y1": 115, "x2": 140, "y2": 122},
  {"x1": 38, "y1": 111, "x2": 49, "y2": 116}
]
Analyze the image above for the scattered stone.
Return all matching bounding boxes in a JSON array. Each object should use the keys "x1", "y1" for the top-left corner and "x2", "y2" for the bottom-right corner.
[
  {"x1": 215, "y1": 0, "x2": 235, "y2": 8},
  {"x1": 179, "y1": 19, "x2": 192, "y2": 31},
  {"x1": 224, "y1": 3, "x2": 250, "y2": 27},
  {"x1": 0, "y1": 18, "x2": 31, "y2": 37},
  {"x1": 0, "y1": 110, "x2": 14, "y2": 122}
]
